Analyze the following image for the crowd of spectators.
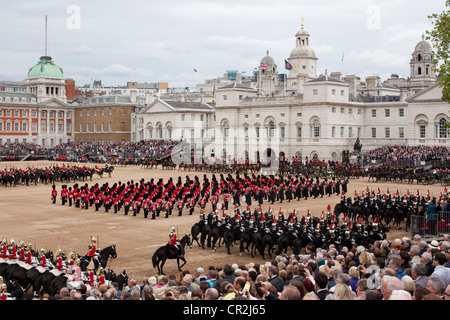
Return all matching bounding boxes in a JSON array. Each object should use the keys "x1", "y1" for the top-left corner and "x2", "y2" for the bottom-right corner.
[
  {"x1": 51, "y1": 234, "x2": 450, "y2": 301},
  {"x1": 0, "y1": 140, "x2": 182, "y2": 160},
  {"x1": 361, "y1": 145, "x2": 450, "y2": 164},
  {"x1": 0, "y1": 142, "x2": 48, "y2": 156},
  {"x1": 2, "y1": 143, "x2": 448, "y2": 166}
]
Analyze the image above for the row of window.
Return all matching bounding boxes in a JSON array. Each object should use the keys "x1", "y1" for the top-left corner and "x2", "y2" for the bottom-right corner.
[
  {"x1": 313, "y1": 89, "x2": 346, "y2": 96},
  {"x1": 371, "y1": 108, "x2": 404, "y2": 117},
  {"x1": 145, "y1": 124, "x2": 448, "y2": 141},
  {"x1": 0, "y1": 97, "x2": 36, "y2": 103},
  {"x1": 0, "y1": 109, "x2": 71, "y2": 119},
  {"x1": 79, "y1": 122, "x2": 113, "y2": 133},
  {"x1": 0, "y1": 121, "x2": 71, "y2": 133},
  {"x1": 79, "y1": 108, "x2": 113, "y2": 116},
  {"x1": 370, "y1": 121, "x2": 448, "y2": 139},
  {"x1": 178, "y1": 113, "x2": 301, "y2": 122}
]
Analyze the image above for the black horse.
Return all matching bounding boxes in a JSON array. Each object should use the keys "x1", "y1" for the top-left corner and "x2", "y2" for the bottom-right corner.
[
  {"x1": 79, "y1": 244, "x2": 117, "y2": 273},
  {"x1": 152, "y1": 234, "x2": 190, "y2": 275}
]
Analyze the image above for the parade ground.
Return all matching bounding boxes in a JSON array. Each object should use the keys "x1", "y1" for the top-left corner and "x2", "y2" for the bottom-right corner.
[{"x1": 0, "y1": 160, "x2": 446, "y2": 281}]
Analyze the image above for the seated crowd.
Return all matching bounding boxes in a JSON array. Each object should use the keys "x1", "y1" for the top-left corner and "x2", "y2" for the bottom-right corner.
[{"x1": 53, "y1": 234, "x2": 450, "y2": 301}]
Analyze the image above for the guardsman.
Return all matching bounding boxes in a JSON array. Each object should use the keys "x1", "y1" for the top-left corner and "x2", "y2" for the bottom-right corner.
[
  {"x1": 142, "y1": 195, "x2": 150, "y2": 218},
  {"x1": 94, "y1": 192, "x2": 101, "y2": 211},
  {"x1": 1, "y1": 282, "x2": 6, "y2": 300},
  {"x1": 68, "y1": 187, "x2": 73, "y2": 206},
  {"x1": 123, "y1": 196, "x2": 131, "y2": 215},
  {"x1": 0, "y1": 237, "x2": 8, "y2": 259},
  {"x1": 55, "y1": 248, "x2": 66, "y2": 272},
  {"x1": 98, "y1": 268, "x2": 105, "y2": 286},
  {"x1": 187, "y1": 196, "x2": 195, "y2": 215},
  {"x1": 8, "y1": 239, "x2": 17, "y2": 260},
  {"x1": 176, "y1": 198, "x2": 184, "y2": 216},
  {"x1": 113, "y1": 193, "x2": 120, "y2": 214},
  {"x1": 74, "y1": 188, "x2": 81, "y2": 208},
  {"x1": 25, "y1": 244, "x2": 33, "y2": 265},
  {"x1": 104, "y1": 192, "x2": 111, "y2": 213},
  {"x1": 164, "y1": 199, "x2": 171, "y2": 218},
  {"x1": 61, "y1": 185, "x2": 68, "y2": 205},
  {"x1": 18, "y1": 241, "x2": 25, "y2": 261},
  {"x1": 168, "y1": 227, "x2": 182, "y2": 257},
  {"x1": 39, "y1": 248, "x2": 49, "y2": 269},
  {"x1": 87, "y1": 236, "x2": 99, "y2": 263},
  {"x1": 151, "y1": 199, "x2": 158, "y2": 219},
  {"x1": 51, "y1": 185, "x2": 58, "y2": 204},
  {"x1": 223, "y1": 191, "x2": 230, "y2": 210},
  {"x1": 87, "y1": 267, "x2": 95, "y2": 287}
]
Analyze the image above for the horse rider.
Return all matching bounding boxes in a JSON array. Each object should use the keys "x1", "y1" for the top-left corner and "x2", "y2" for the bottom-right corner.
[
  {"x1": 55, "y1": 248, "x2": 67, "y2": 273},
  {"x1": 39, "y1": 248, "x2": 50, "y2": 269},
  {"x1": 168, "y1": 227, "x2": 183, "y2": 258},
  {"x1": 87, "y1": 237, "x2": 99, "y2": 263}
]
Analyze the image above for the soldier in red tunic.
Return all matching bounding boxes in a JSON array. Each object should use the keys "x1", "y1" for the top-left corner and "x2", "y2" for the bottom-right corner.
[
  {"x1": 25, "y1": 244, "x2": 33, "y2": 265},
  {"x1": 1, "y1": 283, "x2": 7, "y2": 300},
  {"x1": 164, "y1": 199, "x2": 171, "y2": 218},
  {"x1": 168, "y1": 227, "x2": 182, "y2": 257},
  {"x1": 51, "y1": 185, "x2": 58, "y2": 204},
  {"x1": 55, "y1": 248, "x2": 66, "y2": 272},
  {"x1": 98, "y1": 268, "x2": 105, "y2": 286},
  {"x1": 87, "y1": 267, "x2": 95, "y2": 287},
  {"x1": 39, "y1": 249, "x2": 49, "y2": 269},
  {"x1": 68, "y1": 187, "x2": 74, "y2": 206},
  {"x1": 1, "y1": 237, "x2": 8, "y2": 259},
  {"x1": 18, "y1": 241, "x2": 25, "y2": 261},
  {"x1": 87, "y1": 236, "x2": 99, "y2": 265},
  {"x1": 7, "y1": 239, "x2": 17, "y2": 260},
  {"x1": 61, "y1": 185, "x2": 68, "y2": 205}
]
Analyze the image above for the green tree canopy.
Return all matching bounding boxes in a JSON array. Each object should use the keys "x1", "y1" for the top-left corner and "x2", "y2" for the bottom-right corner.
[{"x1": 427, "y1": 0, "x2": 450, "y2": 103}]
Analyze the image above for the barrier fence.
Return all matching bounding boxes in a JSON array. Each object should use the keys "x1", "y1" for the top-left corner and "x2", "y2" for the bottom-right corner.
[{"x1": 410, "y1": 213, "x2": 450, "y2": 239}]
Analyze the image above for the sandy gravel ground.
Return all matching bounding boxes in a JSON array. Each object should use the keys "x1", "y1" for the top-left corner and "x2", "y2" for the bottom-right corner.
[{"x1": 0, "y1": 160, "x2": 446, "y2": 281}]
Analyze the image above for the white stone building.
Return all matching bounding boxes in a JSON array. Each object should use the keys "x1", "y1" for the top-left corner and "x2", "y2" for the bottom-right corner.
[{"x1": 133, "y1": 24, "x2": 449, "y2": 162}]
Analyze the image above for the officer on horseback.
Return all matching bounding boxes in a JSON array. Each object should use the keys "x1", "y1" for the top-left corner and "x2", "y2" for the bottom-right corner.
[
  {"x1": 87, "y1": 236, "x2": 99, "y2": 263},
  {"x1": 168, "y1": 227, "x2": 183, "y2": 258}
]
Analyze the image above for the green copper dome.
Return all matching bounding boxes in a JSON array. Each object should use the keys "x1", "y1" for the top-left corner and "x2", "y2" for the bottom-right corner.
[{"x1": 27, "y1": 56, "x2": 64, "y2": 79}]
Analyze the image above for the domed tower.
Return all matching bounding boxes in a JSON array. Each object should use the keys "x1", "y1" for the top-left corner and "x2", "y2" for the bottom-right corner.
[
  {"x1": 26, "y1": 55, "x2": 66, "y2": 103},
  {"x1": 288, "y1": 20, "x2": 317, "y2": 80},
  {"x1": 256, "y1": 50, "x2": 279, "y2": 96},
  {"x1": 409, "y1": 34, "x2": 436, "y2": 84}
]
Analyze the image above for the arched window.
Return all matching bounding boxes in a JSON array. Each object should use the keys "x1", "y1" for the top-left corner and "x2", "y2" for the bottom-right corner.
[
  {"x1": 157, "y1": 124, "x2": 163, "y2": 139},
  {"x1": 418, "y1": 67, "x2": 422, "y2": 75},
  {"x1": 438, "y1": 117, "x2": 448, "y2": 138},
  {"x1": 268, "y1": 121, "x2": 275, "y2": 138},
  {"x1": 313, "y1": 119, "x2": 320, "y2": 138},
  {"x1": 223, "y1": 120, "x2": 229, "y2": 138}
]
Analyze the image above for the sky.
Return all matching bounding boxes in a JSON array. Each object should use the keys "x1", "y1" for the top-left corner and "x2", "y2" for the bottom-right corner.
[{"x1": 0, "y1": 0, "x2": 447, "y2": 88}]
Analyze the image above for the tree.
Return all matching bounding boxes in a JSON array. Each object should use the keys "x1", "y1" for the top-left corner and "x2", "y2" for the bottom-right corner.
[
  {"x1": 427, "y1": 1, "x2": 450, "y2": 102},
  {"x1": 427, "y1": 1, "x2": 450, "y2": 130}
]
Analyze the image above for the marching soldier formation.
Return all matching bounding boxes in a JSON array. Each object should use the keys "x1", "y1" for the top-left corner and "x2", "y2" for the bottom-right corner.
[{"x1": 51, "y1": 173, "x2": 349, "y2": 221}]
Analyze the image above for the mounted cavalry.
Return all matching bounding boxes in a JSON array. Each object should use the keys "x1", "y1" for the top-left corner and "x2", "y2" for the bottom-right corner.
[
  {"x1": 152, "y1": 230, "x2": 190, "y2": 275},
  {"x1": 0, "y1": 239, "x2": 118, "y2": 299}
]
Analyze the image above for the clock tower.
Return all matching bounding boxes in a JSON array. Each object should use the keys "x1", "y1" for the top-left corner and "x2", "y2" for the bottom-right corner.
[{"x1": 287, "y1": 19, "x2": 318, "y2": 93}]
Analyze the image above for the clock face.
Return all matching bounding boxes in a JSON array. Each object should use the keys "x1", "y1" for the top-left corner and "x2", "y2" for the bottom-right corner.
[{"x1": 302, "y1": 65, "x2": 306, "y2": 70}]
